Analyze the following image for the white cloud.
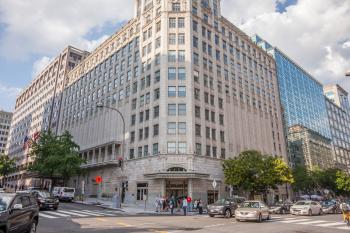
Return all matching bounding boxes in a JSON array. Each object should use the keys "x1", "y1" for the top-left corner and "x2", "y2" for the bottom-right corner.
[
  {"x1": 0, "y1": 83, "x2": 22, "y2": 111},
  {"x1": 0, "y1": 0, "x2": 133, "y2": 60},
  {"x1": 32, "y1": 56, "x2": 53, "y2": 77},
  {"x1": 222, "y1": 0, "x2": 350, "y2": 92}
]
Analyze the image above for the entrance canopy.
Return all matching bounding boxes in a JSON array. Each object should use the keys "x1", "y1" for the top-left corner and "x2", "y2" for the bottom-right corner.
[{"x1": 144, "y1": 171, "x2": 209, "y2": 179}]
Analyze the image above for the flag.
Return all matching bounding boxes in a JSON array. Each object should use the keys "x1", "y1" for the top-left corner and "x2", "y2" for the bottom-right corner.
[
  {"x1": 23, "y1": 136, "x2": 29, "y2": 149},
  {"x1": 33, "y1": 131, "x2": 40, "y2": 141}
]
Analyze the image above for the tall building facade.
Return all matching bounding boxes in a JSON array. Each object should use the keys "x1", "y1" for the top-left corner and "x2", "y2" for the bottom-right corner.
[
  {"x1": 5, "y1": 46, "x2": 89, "y2": 190},
  {"x1": 324, "y1": 85, "x2": 350, "y2": 171},
  {"x1": 253, "y1": 35, "x2": 332, "y2": 169},
  {"x1": 58, "y1": 0, "x2": 287, "y2": 206},
  {"x1": 288, "y1": 125, "x2": 333, "y2": 170},
  {"x1": 0, "y1": 110, "x2": 12, "y2": 154}
]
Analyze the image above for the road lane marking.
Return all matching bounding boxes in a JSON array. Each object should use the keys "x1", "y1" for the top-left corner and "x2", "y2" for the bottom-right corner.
[
  {"x1": 81, "y1": 210, "x2": 115, "y2": 216},
  {"x1": 45, "y1": 211, "x2": 70, "y2": 217},
  {"x1": 116, "y1": 221, "x2": 133, "y2": 227},
  {"x1": 279, "y1": 219, "x2": 311, "y2": 223},
  {"x1": 296, "y1": 220, "x2": 327, "y2": 225},
  {"x1": 203, "y1": 224, "x2": 225, "y2": 228},
  {"x1": 68, "y1": 210, "x2": 103, "y2": 216},
  {"x1": 95, "y1": 218, "x2": 108, "y2": 222},
  {"x1": 336, "y1": 226, "x2": 350, "y2": 230},
  {"x1": 39, "y1": 213, "x2": 58, "y2": 219},
  {"x1": 58, "y1": 210, "x2": 89, "y2": 217},
  {"x1": 154, "y1": 231, "x2": 168, "y2": 233},
  {"x1": 315, "y1": 222, "x2": 345, "y2": 227}
]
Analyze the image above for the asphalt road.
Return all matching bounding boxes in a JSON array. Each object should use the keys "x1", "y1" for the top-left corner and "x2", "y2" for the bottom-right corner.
[{"x1": 37, "y1": 203, "x2": 350, "y2": 233}]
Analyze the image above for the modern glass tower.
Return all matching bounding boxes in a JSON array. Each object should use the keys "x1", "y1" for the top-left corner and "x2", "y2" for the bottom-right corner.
[{"x1": 253, "y1": 35, "x2": 332, "y2": 168}]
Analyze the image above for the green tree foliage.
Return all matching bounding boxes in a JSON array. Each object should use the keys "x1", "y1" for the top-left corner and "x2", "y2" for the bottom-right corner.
[
  {"x1": 335, "y1": 170, "x2": 350, "y2": 193},
  {"x1": 0, "y1": 154, "x2": 16, "y2": 184},
  {"x1": 291, "y1": 165, "x2": 316, "y2": 195},
  {"x1": 29, "y1": 131, "x2": 85, "y2": 186},
  {"x1": 223, "y1": 150, "x2": 293, "y2": 197}
]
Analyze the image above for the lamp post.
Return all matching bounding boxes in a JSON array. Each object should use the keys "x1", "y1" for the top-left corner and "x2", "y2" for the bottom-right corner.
[{"x1": 96, "y1": 102, "x2": 125, "y2": 207}]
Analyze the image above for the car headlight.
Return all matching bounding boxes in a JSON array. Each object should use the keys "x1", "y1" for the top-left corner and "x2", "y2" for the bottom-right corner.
[{"x1": 38, "y1": 198, "x2": 45, "y2": 203}]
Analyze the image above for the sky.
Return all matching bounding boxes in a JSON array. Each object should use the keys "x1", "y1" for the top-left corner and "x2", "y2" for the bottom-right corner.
[{"x1": 0, "y1": 0, "x2": 349, "y2": 112}]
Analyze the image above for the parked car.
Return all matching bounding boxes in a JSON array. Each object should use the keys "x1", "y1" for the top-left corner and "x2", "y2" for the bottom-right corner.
[
  {"x1": 207, "y1": 197, "x2": 246, "y2": 218},
  {"x1": 321, "y1": 200, "x2": 340, "y2": 214},
  {"x1": 30, "y1": 190, "x2": 59, "y2": 210},
  {"x1": 269, "y1": 201, "x2": 293, "y2": 214},
  {"x1": 52, "y1": 187, "x2": 75, "y2": 202},
  {"x1": 0, "y1": 192, "x2": 39, "y2": 233},
  {"x1": 290, "y1": 201, "x2": 323, "y2": 216},
  {"x1": 235, "y1": 201, "x2": 270, "y2": 222}
]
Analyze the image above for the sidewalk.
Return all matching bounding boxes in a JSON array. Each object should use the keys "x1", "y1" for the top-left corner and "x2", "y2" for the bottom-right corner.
[{"x1": 73, "y1": 197, "x2": 206, "y2": 216}]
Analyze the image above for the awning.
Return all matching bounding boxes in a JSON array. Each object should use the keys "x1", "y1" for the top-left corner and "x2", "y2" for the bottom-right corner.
[{"x1": 144, "y1": 172, "x2": 210, "y2": 179}]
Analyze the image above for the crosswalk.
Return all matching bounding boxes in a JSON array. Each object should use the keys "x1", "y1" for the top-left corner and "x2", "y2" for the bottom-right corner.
[
  {"x1": 39, "y1": 209, "x2": 121, "y2": 219},
  {"x1": 270, "y1": 216, "x2": 349, "y2": 231}
]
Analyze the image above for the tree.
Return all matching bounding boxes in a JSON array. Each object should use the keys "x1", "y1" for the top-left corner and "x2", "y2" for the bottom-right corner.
[
  {"x1": 0, "y1": 154, "x2": 16, "y2": 186},
  {"x1": 313, "y1": 167, "x2": 340, "y2": 194},
  {"x1": 291, "y1": 165, "x2": 316, "y2": 195},
  {"x1": 29, "y1": 130, "x2": 85, "y2": 187},
  {"x1": 335, "y1": 170, "x2": 350, "y2": 194},
  {"x1": 223, "y1": 150, "x2": 293, "y2": 199}
]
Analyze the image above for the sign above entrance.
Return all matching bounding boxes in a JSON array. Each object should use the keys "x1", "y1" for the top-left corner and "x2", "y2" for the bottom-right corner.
[
  {"x1": 95, "y1": 176, "x2": 102, "y2": 184},
  {"x1": 212, "y1": 179, "x2": 217, "y2": 189}
]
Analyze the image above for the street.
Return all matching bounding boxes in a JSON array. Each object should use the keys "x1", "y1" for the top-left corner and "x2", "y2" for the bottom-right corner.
[{"x1": 37, "y1": 202, "x2": 350, "y2": 233}]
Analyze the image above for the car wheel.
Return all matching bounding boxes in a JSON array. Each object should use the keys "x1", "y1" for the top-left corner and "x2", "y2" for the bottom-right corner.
[
  {"x1": 258, "y1": 214, "x2": 262, "y2": 223},
  {"x1": 236, "y1": 219, "x2": 241, "y2": 222},
  {"x1": 319, "y1": 209, "x2": 323, "y2": 215},
  {"x1": 27, "y1": 219, "x2": 37, "y2": 233},
  {"x1": 308, "y1": 209, "x2": 312, "y2": 216},
  {"x1": 209, "y1": 214, "x2": 215, "y2": 217},
  {"x1": 53, "y1": 207, "x2": 58, "y2": 210},
  {"x1": 281, "y1": 209, "x2": 286, "y2": 214},
  {"x1": 267, "y1": 214, "x2": 271, "y2": 221},
  {"x1": 225, "y1": 209, "x2": 232, "y2": 218}
]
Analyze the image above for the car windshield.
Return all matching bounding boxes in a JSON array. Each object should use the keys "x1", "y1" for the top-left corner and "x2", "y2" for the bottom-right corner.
[
  {"x1": 63, "y1": 188, "x2": 74, "y2": 193},
  {"x1": 214, "y1": 198, "x2": 227, "y2": 205},
  {"x1": 321, "y1": 201, "x2": 334, "y2": 207},
  {"x1": 38, "y1": 192, "x2": 53, "y2": 198},
  {"x1": 0, "y1": 195, "x2": 13, "y2": 211},
  {"x1": 295, "y1": 201, "x2": 309, "y2": 206},
  {"x1": 242, "y1": 202, "x2": 260, "y2": 208}
]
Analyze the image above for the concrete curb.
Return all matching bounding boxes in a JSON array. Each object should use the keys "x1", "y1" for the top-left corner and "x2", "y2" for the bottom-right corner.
[{"x1": 72, "y1": 201, "x2": 125, "y2": 212}]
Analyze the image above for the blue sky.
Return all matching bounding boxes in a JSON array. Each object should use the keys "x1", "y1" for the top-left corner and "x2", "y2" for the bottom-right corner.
[{"x1": 0, "y1": 0, "x2": 349, "y2": 112}]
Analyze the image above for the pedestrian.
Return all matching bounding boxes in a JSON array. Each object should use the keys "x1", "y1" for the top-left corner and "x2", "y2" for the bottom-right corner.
[
  {"x1": 186, "y1": 196, "x2": 192, "y2": 212},
  {"x1": 182, "y1": 197, "x2": 188, "y2": 216},
  {"x1": 198, "y1": 199, "x2": 203, "y2": 215},
  {"x1": 155, "y1": 196, "x2": 160, "y2": 212},
  {"x1": 194, "y1": 199, "x2": 198, "y2": 212},
  {"x1": 169, "y1": 196, "x2": 175, "y2": 215}
]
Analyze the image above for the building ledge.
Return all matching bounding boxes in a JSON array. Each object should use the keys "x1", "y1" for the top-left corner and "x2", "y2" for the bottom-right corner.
[
  {"x1": 81, "y1": 160, "x2": 121, "y2": 169},
  {"x1": 144, "y1": 172, "x2": 210, "y2": 179}
]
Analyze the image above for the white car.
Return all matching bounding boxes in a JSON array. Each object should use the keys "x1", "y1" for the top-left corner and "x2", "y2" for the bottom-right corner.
[
  {"x1": 290, "y1": 201, "x2": 323, "y2": 216},
  {"x1": 52, "y1": 187, "x2": 75, "y2": 201}
]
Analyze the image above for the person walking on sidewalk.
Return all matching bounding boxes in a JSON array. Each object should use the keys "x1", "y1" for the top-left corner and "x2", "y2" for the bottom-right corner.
[
  {"x1": 169, "y1": 196, "x2": 175, "y2": 215},
  {"x1": 182, "y1": 197, "x2": 188, "y2": 216},
  {"x1": 198, "y1": 199, "x2": 203, "y2": 215},
  {"x1": 186, "y1": 196, "x2": 192, "y2": 212}
]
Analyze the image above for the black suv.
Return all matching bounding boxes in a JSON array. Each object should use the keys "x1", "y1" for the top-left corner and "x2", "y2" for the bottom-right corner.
[
  {"x1": 207, "y1": 197, "x2": 246, "y2": 218},
  {"x1": 30, "y1": 190, "x2": 59, "y2": 210},
  {"x1": 0, "y1": 192, "x2": 39, "y2": 233}
]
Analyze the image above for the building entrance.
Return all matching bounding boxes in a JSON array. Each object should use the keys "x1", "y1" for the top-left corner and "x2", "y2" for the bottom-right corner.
[{"x1": 165, "y1": 180, "x2": 188, "y2": 199}]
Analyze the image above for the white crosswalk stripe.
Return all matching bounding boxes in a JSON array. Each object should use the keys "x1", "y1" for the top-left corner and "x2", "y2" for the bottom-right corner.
[
  {"x1": 271, "y1": 216, "x2": 349, "y2": 231},
  {"x1": 38, "y1": 209, "x2": 120, "y2": 219}
]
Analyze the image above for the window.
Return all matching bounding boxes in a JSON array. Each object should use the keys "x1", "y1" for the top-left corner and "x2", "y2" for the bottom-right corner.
[
  {"x1": 178, "y1": 33, "x2": 185, "y2": 44},
  {"x1": 206, "y1": 127, "x2": 210, "y2": 139},
  {"x1": 178, "y1": 142, "x2": 187, "y2": 154},
  {"x1": 168, "y1": 122, "x2": 176, "y2": 134},
  {"x1": 172, "y1": 3, "x2": 181, "y2": 11},
  {"x1": 220, "y1": 131, "x2": 225, "y2": 142},
  {"x1": 178, "y1": 50, "x2": 185, "y2": 62},
  {"x1": 193, "y1": 20, "x2": 198, "y2": 31},
  {"x1": 195, "y1": 106, "x2": 201, "y2": 118},
  {"x1": 167, "y1": 142, "x2": 176, "y2": 153},
  {"x1": 194, "y1": 88, "x2": 200, "y2": 100},
  {"x1": 206, "y1": 145, "x2": 211, "y2": 157},
  {"x1": 168, "y1": 50, "x2": 176, "y2": 62},
  {"x1": 137, "y1": 183, "x2": 148, "y2": 201},
  {"x1": 219, "y1": 114, "x2": 224, "y2": 125},
  {"x1": 178, "y1": 86, "x2": 186, "y2": 97},
  {"x1": 144, "y1": 145, "x2": 149, "y2": 156},
  {"x1": 195, "y1": 124, "x2": 201, "y2": 136},
  {"x1": 168, "y1": 104, "x2": 177, "y2": 115},
  {"x1": 153, "y1": 124, "x2": 159, "y2": 136},
  {"x1": 169, "y1": 18, "x2": 176, "y2": 28},
  {"x1": 154, "y1": 88, "x2": 160, "y2": 100},
  {"x1": 168, "y1": 86, "x2": 176, "y2": 97},
  {"x1": 212, "y1": 128, "x2": 216, "y2": 140},
  {"x1": 178, "y1": 104, "x2": 186, "y2": 115},
  {"x1": 129, "y1": 149, "x2": 135, "y2": 159},
  {"x1": 178, "y1": 122, "x2": 186, "y2": 134},
  {"x1": 131, "y1": 114, "x2": 136, "y2": 126},
  {"x1": 153, "y1": 143, "x2": 159, "y2": 155},
  {"x1": 178, "y1": 68, "x2": 186, "y2": 80},
  {"x1": 193, "y1": 36, "x2": 198, "y2": 48},
  {"x1": 169, "y1": 33, "x2": 176, "y2": 45},
  {"x1": 139, "y1": 129, "x2": 143, "y2": 140},
  {"x1": 178, "y1": 18, "x2": 185, "y2": 28},
  {"x1": 154, "y1": 106, "x2": 159, "y2": 118},
  {"x1": 168, "y1": 68, "x2": 176, "y2": 80},
  {"x1": 213, "y1": 146, "x2": 217, "y2": 158},
  {"x1": 155, "y1": 70, "x2": 160, "y2": 83},
  {"x1": 196, "y1": 143, "x2": 202, "y2": 155},
  {"x1": 130, "y1": 131, "x2": 135, "y2": 143},
  {"x1": 155, "y1": 37, "x2": 161, "y2": 49},
  {"x1": 139, "y1": 112, "x2": 144, "y2": 123}
]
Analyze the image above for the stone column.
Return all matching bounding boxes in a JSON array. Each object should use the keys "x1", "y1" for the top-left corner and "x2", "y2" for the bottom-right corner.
[
  {"x1": 188, "y1": 179, "x2": 193, "y2": 198},
  {"x1": 112, "y1": 143, "x2": 116, "y2": 160},
  {"x1": 160, "y1": 179, "x2": 166, "y2": 197}
]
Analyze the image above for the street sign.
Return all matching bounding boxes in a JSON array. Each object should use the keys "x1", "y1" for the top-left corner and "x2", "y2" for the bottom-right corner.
[
  {"x1": 212, "y1": 179, "x2": 217, "y2": 189},
  {"x1": 95, "y1": 176, "x2": 102, "y2": 184}
]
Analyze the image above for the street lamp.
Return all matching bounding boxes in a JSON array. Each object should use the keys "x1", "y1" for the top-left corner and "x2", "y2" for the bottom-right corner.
[{"x1": 96, "y1": 102, "x2": 126, "y2": 207}]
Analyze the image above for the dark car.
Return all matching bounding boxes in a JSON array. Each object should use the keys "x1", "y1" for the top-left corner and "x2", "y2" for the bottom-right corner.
[
  {"x1": 321, "y1": 200, "x2": 340, "y2": 214},
  {"x1": 207, "y1": 197, "x2": 246, "y2": 218},
  {"x1": 0, "y1": 192, "x2": 39, "y2": 233},
  {"x1": 30, "y1": 191, "x2": 59, "y2": 210},
  {"x1": 269, "y1": 201, "x2": 293, "y2": 214}
]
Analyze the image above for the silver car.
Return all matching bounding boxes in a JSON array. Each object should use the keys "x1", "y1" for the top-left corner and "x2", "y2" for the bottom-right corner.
[
  {"x1": 290, "y1": 201, "x2": 323, "y2": 216},
  {"x1": 235, "y1": 201, "x2": 270, "y2": 222}
]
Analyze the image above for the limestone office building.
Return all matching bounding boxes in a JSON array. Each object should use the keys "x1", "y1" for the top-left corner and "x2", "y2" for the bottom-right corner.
[{"x1": 8, "y1": 0, "x2": 287, "y2": 205}]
